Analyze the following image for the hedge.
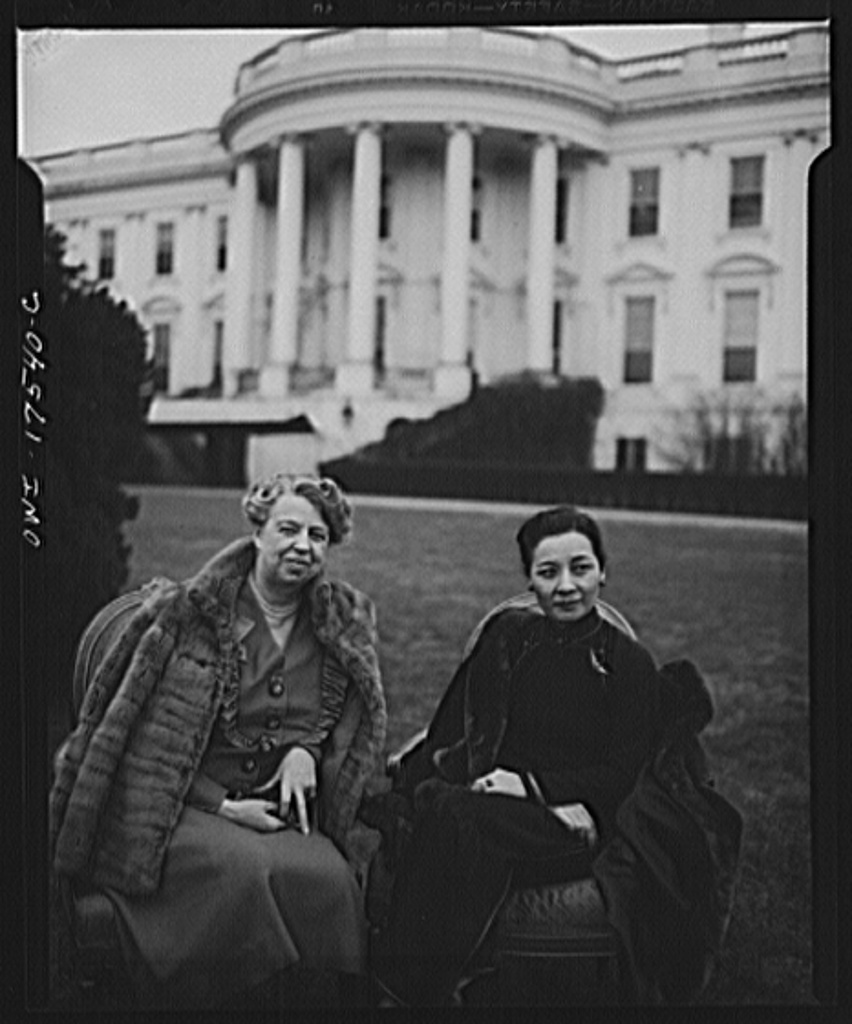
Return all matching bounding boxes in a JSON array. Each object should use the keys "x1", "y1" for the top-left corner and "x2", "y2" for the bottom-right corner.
[{"x1": 319, "y1": 458, "x2": 807, "y2": 520}]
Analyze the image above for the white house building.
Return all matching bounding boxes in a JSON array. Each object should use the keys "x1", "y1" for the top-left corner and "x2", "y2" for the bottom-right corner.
[{"x1": 31, "y1": 24, "x2": 830, "y2": 477}]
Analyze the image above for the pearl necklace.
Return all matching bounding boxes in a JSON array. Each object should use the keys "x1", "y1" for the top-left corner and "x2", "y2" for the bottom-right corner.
[{"x1": 249, "y1": 572, "x2": 301, "y2": 627}]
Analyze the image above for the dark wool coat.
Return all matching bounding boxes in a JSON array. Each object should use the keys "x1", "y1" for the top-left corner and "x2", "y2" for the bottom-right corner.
[
  {"x1": 365, "y1": 612, "x2": 742, "y2": 1005},
  {"x1": 592, "y1": 658, "x2": 744, "y2": 1005},
  {"x1": 50, "y1": 538, "x2": 387, "y2": 897}
]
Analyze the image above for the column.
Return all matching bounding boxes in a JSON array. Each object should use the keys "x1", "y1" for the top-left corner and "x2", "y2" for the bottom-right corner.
[
  {"x1": 779, "y1": 134, "x2": 814, "y2": 384},
  {"x1": 172, "y1": 204, "x2": 205, "y2": 393},
  {"x1": 526, "y1": 135, "x2": 558, "y2": 373},
  {"x1": 436, "y1": 123, "x2": 474, "y2": 400},
  {"x1": 338, "y1": 122, "x2": 382, "y2": 395},
  {"x1": 224, "y1": 156, "x2": 258, "y2": 397},
  {"x1": 76, "y1": 219, "x2": 94, "y2": 281},
  {"x1": 119, "y1": 212, "x2": 144, "y2": 312},
  {"x1": 261, "y1": 134, "x2": 305, "y2": 397}
]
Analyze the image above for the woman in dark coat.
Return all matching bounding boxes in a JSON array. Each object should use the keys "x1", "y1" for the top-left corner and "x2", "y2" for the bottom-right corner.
[
  {"x1": 50, "y1": 474, "x2": 386, "y2": 1009},
  {"x1": 371, "y1": 505, "x2": 661, "y2": 1006}
]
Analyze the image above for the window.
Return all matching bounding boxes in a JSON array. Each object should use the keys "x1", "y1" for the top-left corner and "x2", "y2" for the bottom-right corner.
[
  {"x1": 616, "y1": 438, "x2": 647, "y2": 472},
  {"x1": 623, "y1": 297, "x2": 654, "y2": 383},
  {"x1": 552, "y1": 300, "x2": 563, "y2": 375},
  {"x1": 379, "y1": 176, "x2": 392, "y2": 239},
  {"x1": 471, "y1": 175, "x2": 483, "y2": 243},
  {"x1": 155, "y1": 222, "x2": 174, "y2": 276},
  {"x1": 211, "y1": 320, "x2": 224, "y2": 392},
  {"x1": 373, "y1": 296, "x2": 386, "y2": 384},
  {"x1": 151, "y1": 323, "x2": 171, "y2": 393},
  {"x1": 723, "y1": 290, "x2": 758, "y2": 382},
  {"x1": 629, "y1": 168, "x2": 659, "y2": 237},
  {"x1": 216, "y1": 216, "x2": 227, "y2": 272},
  {"x1": 729, "y1": 156, "x2": 764, "y2": 229},
  {"x1": 97, "y1": 228, "x2": 116, "y2": 280},
  {"x1": 555, "y1": 177, "x2": 569, "y2": 244}
]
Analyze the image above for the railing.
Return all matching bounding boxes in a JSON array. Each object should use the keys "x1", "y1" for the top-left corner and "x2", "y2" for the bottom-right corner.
[
  {"x1": 480, "y1": 30, "x2": 538, "y2": 58},
  {"x1": 717, "y1": 36, "x2": 790, "y2": 65},
  {"x1": 387, "y1": 28, "x2": 450, "y2": 47},
  {"x1": 232, "y1": 26, "x2": 822, "y2": 100},
  {"x1": 304, "y1": 31, "x2": 357, "y2": 56},
  {"x1": 615, "y1": 53, "x2": 685, "y2": 81}
]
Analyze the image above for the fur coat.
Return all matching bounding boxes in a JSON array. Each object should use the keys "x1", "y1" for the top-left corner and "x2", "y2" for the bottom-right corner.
[{"x1": 49, "y1": 538, "x2": 387, "y2": 897}]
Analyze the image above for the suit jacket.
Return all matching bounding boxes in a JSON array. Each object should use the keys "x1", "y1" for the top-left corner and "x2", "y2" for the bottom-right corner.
[{"x1": 49, "y1": 537, "x2": 387, "y2": 896}]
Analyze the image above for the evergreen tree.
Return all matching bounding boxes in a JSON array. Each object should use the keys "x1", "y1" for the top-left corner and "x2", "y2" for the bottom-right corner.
[{"x1": 38, "y1": 226, "x2": 150, "y2": 729}]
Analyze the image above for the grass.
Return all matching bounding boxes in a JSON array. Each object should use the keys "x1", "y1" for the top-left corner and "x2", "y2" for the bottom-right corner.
[{"x1": 50, "y1": 486, "x2": 813, "y2": 1006}]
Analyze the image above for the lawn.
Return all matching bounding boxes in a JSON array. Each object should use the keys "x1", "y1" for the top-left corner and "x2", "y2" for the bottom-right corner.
[{"x1": 52, "y1": 486, "x2": 813, "y2": 1006}]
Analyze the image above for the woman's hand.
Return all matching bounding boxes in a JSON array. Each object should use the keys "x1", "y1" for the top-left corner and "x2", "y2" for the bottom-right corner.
[
  {"x1": 218, "y1": 797, "x2": 286, "y2": 832},
  {"x1": 253, "y1": 746, "x2": 317, "y2": 835},
  {"x1": 549, "y1": 802, "x2": 598, "y2": 847},
  {"x1": 471, "y1": 768, "x2": 527, "y2": 798}
]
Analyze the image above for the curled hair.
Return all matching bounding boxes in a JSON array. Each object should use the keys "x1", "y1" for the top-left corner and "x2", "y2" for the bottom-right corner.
[
  {"x1": 516, "y1": 505, "x2": 607, "y2": 576},
  {"x1": 242, "y1": 473, "x2": 353, "y2": 544}
]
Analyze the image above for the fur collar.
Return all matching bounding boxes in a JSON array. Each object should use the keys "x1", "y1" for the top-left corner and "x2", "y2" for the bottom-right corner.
[{"x1": 184, "y1": 537, "x2": 377, "y2": 653}]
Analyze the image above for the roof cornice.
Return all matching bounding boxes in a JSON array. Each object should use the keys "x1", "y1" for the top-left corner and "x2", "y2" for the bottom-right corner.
[
  {"x1": 220, "y1": 67, "x2": 829, "y2": 150},
  {"x1": 42, "y1": 161, "x2": 232, "y2": 199},
  {"x1": 219, "y1": 70, "x2": 614, "y2": 146}
]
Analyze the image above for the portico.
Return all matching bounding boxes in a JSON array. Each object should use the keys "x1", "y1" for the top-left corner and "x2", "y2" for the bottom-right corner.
[{"x1": 218, "y1": 119, "x2": 597, "y2": 403}]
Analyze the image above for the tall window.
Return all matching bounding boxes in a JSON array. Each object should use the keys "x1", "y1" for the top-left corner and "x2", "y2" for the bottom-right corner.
[
  {"x1": 629, "y1": 168, "x2": 659, "y2": 237},
  {"x1": 216, "y1": 216, "x2": 228, "y2": 272},
  {"x1": 471, "y1": 175, "x2": 483, "y2": 242},
  {"x1": 552, "y1": 300, "x2": 563, "y2": 375},
  {"x1": 616, "y1": 437, "x2": 647, "y2": 472},
  {"x1": 379, "y1": 176, "x2": 392, "y2": 239},
  {"x1": 623, "y1": 297, "x2": 655, "y2": 383},
  {"x1": 211, "y1": 319, "x2": 224, "y2": 392},
  {"x1": 97, "y1": 228, "x2": 116, "y2": 280},
  {"x1": 729, "y1": 156, "x2": 764, "y2": 228},
  {"x1": 373, "y1": 296, "x2": 387, "y2": 384},
  {"x1": 155, "y1": 222, "x2": 175, "y2": 276},
  {"x1": 151, "y1": 323, "x2": 171, "y2": 393},
  {"x1": 555, "y1": 177, "x2": 569, "y2": 244},
  {"x1": 723, "y1": 290, "x2": 758, "y2": 382}
]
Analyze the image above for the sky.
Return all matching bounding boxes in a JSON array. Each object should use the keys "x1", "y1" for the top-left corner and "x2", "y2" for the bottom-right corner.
[{"x1": 18, "y1": 23, "x2": 817, "y2": 158}]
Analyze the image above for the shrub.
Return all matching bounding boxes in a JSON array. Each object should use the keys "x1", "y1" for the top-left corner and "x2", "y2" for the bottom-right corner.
[
  {"x1": 662, "y1": 389, "x2": 808, "y2": 475},
  {"x1": 357, "y1": 374, "x2": 604, "y2": 468}
]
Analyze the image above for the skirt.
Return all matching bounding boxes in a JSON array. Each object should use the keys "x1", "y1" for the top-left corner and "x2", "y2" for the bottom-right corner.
[{"x1": 106, "y1": 805, "x2": 366, "y2": 1009}]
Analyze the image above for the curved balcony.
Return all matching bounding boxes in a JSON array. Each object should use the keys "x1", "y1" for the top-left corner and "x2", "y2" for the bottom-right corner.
[{"x1": 219, "y1": 28, "x2": 615, "y2": 155}]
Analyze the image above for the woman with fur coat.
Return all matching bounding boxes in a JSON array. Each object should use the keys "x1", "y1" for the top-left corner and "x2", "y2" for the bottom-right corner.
[{"x1": 50, "y1": 474, "x2": 386, "y2": 1009}]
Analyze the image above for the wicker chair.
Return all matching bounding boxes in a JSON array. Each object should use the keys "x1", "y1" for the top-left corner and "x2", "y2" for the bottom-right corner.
[
  {"x1": 56, "y1": 591, "x2": 150, "y2": 999},
  {"x1": 373, "y1": 593, "x2": 633, "y2": 1006}
]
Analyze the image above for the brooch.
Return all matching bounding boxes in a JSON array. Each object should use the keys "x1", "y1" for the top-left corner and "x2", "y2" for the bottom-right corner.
[{"x1": 589, "y1": 648, "x2": 611, "y2": 676}]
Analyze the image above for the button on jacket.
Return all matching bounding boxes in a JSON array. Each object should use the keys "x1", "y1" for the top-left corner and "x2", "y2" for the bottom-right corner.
[{"x1": 188, "y1": 580, "x2": 329, "y2": 807}]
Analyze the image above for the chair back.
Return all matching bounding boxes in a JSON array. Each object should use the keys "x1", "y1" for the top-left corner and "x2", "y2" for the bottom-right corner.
[
  {"x1": 71, "y1": 591, "x2": 147, "y2": 715},
  {"x1": 462, "y1": 593, "x2": 636, "y2": 660}
]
